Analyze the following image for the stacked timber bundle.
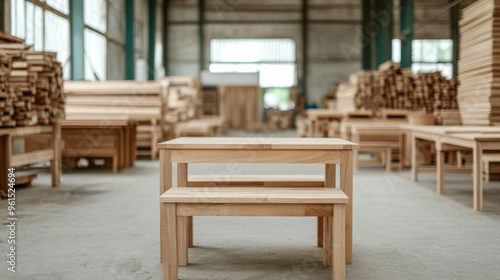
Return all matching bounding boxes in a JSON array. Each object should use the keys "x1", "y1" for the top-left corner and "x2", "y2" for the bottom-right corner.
[
  {"x1": 434, "y1": 109, "x2": 462, "y2": 125},
  {"x1": 162, "y1": 77, "x2": 202, "y2": 123},
  {"x1": 335, "y1": 82, "x2": 357, "y2": 114},
  {"x1": 0, "y1": 44, "x2": 65, "y2": 127},
  {"x1": 335, "y1": 61, "x2": 458, "y2": 117},
  {"x1": 458, "y1": 0, "x2": 500, "y2": 125}
]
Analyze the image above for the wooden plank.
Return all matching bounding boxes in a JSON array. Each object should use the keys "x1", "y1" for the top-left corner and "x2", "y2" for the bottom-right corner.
[
  {"x1": 176, "y1": 203, "x2": 335, "y2": 217},
  {"x1": 11, "y1": 149, "x2": 54, "y2": 166},
  {"x1": 161, "y1": 187, "x2": 349, "y2": 204},
  {"x1": 170, "y1": 149, "x2": 342, "y2": 164}
]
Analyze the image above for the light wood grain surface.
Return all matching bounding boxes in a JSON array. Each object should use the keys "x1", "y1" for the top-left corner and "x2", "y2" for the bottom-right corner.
[
  {"x1": 158, "y1": 137, "x2": 358, "y2": 150},
  {"x1": 161, "y1": 187, "x2": 349, "y2": 204}
]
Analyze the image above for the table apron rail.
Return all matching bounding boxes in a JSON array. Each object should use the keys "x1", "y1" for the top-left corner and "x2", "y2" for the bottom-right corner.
[
  {"x1": 169, "y1": 149, "x2": 342, "y2": 164},
  {"x1": 175, "y1": 203, "x2": 335, "y2": 216}
]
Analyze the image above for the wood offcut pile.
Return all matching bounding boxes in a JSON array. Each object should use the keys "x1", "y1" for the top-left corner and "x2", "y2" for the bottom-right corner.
[
  {"x1": 162, "y1": 77, "x2": 226, "y2": 137},
  {"x1": 458, "y1": 0, "x2": 500, "y2": 125},
  {"x1": 336, "y1": 61, "x2": 459, "y2": 123},
  {"x1": 0, "y1": 43, "x2": 65, "y2": 127}
]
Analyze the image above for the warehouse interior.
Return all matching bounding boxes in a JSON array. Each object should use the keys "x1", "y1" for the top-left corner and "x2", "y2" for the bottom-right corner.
[{"x1": 1, "y1": 0, "x2": 500, "y2": 279}]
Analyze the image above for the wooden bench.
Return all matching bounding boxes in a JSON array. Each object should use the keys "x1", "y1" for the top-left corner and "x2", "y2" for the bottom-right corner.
[{"x1": 160, "y1": 187, "x2": 348, "y2": 280}]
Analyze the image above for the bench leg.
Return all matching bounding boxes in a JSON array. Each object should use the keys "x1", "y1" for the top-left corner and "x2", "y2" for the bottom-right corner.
[
  {"x1": 112, "y1": 155, "x2": 118, "y2": 173},
  {"x1": 163, "y1": 203, "x2": 178, "y2": 280},
  {"x1": 323, "y1": 216, "x2": 333, "y2": 266},
  {"x1": 177, "y1": 216, "x2": 188, "y2": 266},
  {"x1": 333, "y1": 204, "x2": 346, "y2": 280},
  {"x1": 411, "y1": 134, "x2": 419, "y2": 182}
]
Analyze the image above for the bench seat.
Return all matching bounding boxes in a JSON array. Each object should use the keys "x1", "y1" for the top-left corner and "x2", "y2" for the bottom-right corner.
[{"x1": 160, "y1": 187, "x2": 348, "y2": 280}]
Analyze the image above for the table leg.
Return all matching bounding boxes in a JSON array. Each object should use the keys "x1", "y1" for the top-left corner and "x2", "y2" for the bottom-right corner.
[
  {"x1": 473, "y1": 142, "x2": 483, "y2": 211},
  {"x1": 411, "y1": 133, "x2": 419, "y2": 182},
  {"x1": 160, "y1": 150, "x2": 172, "y2": 264},
  {"x1": 319, "y1": 164, "x2": 336, "y2": 248},
  {"x1": 333, "y1": 204, "x2": 346, "y2": 280},
  {"x1": 323, "y1": 216, "x2": 333, "y2": 266},
  {"x1": 163, "y1": 203, "x2": 178, "y2": 280},
  {"x1": 317, "y1": 217, "x2": 324, "y2": 247},
  {"x1": 177, "y1": 216, "x2": 188, "y2": 266},
  {"x1": 0, "y1": 135, "x2": 11, "y2": 197},
  {"x1": 436, "y1": 146, "x2": 445, "y2": 194},
  {"x1": 51, "y1": 122, "x2": 61, "y2": 187},
  {"x1": 177, "y1": 163, "x2": 191, "y2": 261},
  {"x1": 340, "y1": 151, "x2": 353, "y2": 264}
]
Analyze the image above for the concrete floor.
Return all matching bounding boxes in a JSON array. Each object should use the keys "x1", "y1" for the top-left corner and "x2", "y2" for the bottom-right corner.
[{"x1": 1, "y1": 130, "x2": 500, "y2": 280}]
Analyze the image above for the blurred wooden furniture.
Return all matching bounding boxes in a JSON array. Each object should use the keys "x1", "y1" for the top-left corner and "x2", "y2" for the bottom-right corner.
[
  {"x1": 349, "y1": 123, "x2": 403, "y2": 171},
  {"x1": 158, "y1": 137, "x2": 358, "y2": 265},
  {"x1": 59, "y1": 120, "x2": 136, "y2": 173},
  {"x1": 0, "y1": 123, "x2": 61, "y2": 197},
  {"x1": 407, "y1": 125, "x2": 500, "y2": 211},
  {"x1": 161, "y1": 187, "x2": 348, "y2": 280},
  {"x1": 64, "y1": 81, "x2": 165, "y2": 159},
  {"x1": 305, "y1": 109, "x2": 343, "y2": 137}
]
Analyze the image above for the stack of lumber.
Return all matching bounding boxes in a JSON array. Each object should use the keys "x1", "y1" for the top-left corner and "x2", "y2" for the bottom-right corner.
[
  {"x1": 161, "y1": 77, "x2": 226, "y2": 137},
  {"x1": 64, "y1": 81, "x2": 164, "y2": 159},
  {"x1": 219, "y1": 86, "x2": 262, "y2": 130},
  {"x1": 335, "y1": 82, "x2": 357, "y2": 114},
  {"x1": 335, "y1": 61, "x2": 458, "y2": 118},
  {"x1": 162, "y1": 76, "x2": 202, "y2": 123},
  {"x1": 0, "y1": 31, "x2": 25, "y2": 44},
  {"x1": 458, "y1": 0, "x2": 500, "y2": 126},
  {"x1": 0, "y1": 44, "x2": 65, "y2": 127}
]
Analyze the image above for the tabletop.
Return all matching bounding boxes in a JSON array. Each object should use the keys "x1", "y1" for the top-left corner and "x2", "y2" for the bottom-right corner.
[{"x1": 158, "y1": 137, "x2": 359, "y2": 150}]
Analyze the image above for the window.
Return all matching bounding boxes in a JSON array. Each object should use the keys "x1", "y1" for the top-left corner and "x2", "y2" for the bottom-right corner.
[
  {"x1": 209, "y1": 39, "x2": 296, "y2": 88},
  {"x1": 10, "y1": 0, "x2": 71, "y2": 79},
  {"x1": 392, "y1": 39, "x2": 453, "y2": 78},
  {"x1": 84, "y1": 29, "x2": 107, "y2": 81},
  {"x1": 45, "y1": 11, "x2": 71, "y2": 78}
]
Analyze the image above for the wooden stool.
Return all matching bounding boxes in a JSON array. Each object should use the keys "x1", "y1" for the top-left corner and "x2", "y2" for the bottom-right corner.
[{"x1": 160, "y1": 187, "x2": 348, "y2": 280}]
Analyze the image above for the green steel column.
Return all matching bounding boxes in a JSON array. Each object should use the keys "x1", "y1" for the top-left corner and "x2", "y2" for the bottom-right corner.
[
  {"x1": 198, "y1": 0, "x2": 204, "y2": 75},
  {"x1": 301, "y1": 0, "x2": 308, "y2": 97},
  {"x1": 0, "y1": 0, "x2": 5, "y2": 31},
  {"x1": 400, "y1": 0, "x2": 413, "y2": 68},
  {"x1": 374, "y1": 0, "x2": 393, "y2": 68},
  {"x1": 125, "y1": 0, "x2": 135, "y2": 80},
  {"x1": 362, "y1": 0, "x2": 373, "y2": 70},
  {"x1": 450, "y1": 1, "x2": 460, "y2": 77},
  {"x1": 148, "y1": 0, "x2": 156, "y2": 80},
  {"x1": 70, "y1": 0, "x2": 84, "y2": 80},
  {"x1": 163, "y1": 0, "x2": 169, "y2": 75}
]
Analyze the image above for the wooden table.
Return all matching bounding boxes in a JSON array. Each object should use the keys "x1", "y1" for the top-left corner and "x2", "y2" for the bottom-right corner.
[
  {"x1": 306, "y1": 109, "x2": 344, "y2": 137},
  {"x1": 406, "y1": 125, "x2": 500, "y2": 211},
  {"x1": 158, "y1": 137, "x2": 358, "y2": 264},
  {"x1": 341, "y1": 121, "x2": 406, "y2": 170},
  {"x1": 60, "y1": 120, "x2": 137, "y2": 172},
  {"x1": 0, "y1": 124, "x2": 61, "y2": 196}
]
